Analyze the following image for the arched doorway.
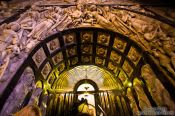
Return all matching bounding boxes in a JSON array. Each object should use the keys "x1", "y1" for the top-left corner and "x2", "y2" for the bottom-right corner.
[
  {"x1": 74, "y1": 79, "x2": 98, "y2": 116},
  {"x1": 0, "y1": 27, "x2": 174, "y2": 116}
]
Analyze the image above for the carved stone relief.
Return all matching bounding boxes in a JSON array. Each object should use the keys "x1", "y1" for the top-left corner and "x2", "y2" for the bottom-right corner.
[
  {"x1": 81, "y1": 31, "x2": 93, "y2": 43},
  {"x1": 68, "y1": 57, "x2": 78, "y2": 66},
  {"x1": 0, "y1": 3, "x2": 175, "y2": 85},
  {"x1": 48, "y1": 75, "x2": 55, "y2": 85},
  {"x1": 63, "y1": 33, "x2": 76, "y2": 45},
  {"x1": 81, "y1": 56, "x2": 92, "y2": 63},
  {"x1": 127, "y1": 47, "x2": 141, "y2": 65},
  {"x1": 122, "y1": 61, "x2": 133, "y2": 76},
  {"x1": 41, "y1": 62, "x2": 51, "y2": 79},
  {"x1": 52, "y1": 52, "x2": 63, "y2": 65},
  {"x1": 81, "y1": 45, "x2": 92, "y2": 54},
  {"x1": 66, "y1": 46, "x2": 77, "y2": 57},
  {"x1": 95, "y1": 57, "x2": 104, "y2": 65},
  {"x1": 96, "y1": 47, "x2": 107, "y2": 57},
  {"x1": 33, "y1": 48, "x2": 46, "y2": 68},
  {"x1": 133, "y1": 78, "x2": 155, "y2": 115},
  {"x1": 97, "y1": 32, "x2": 110, "y2": 46},
  {"x1": 47, "y1": 38, "x2": 60, "y2": 53},
  {"x1": 108, "y1": 61, "x2": 117, "y2": 73},
  {"x1": 110, "y1": 51, "x2": 121, "y2": 64},
  {"x1": 141, "y1": 64, "x2": 175, "y2": 111},
  {"x1": 0, "y1": 3, "x2": 175, "y2": 116},
  {"x1": 57, "y1": 62, "x2": 65, "y2": 72},
  {"x1": 118, "y1": 71, "x2": 127, "y2": 85},
  {"x1": 28, "y1": 87, "x2": 43, "y2": 105},
  {"x1": 126, "y1": 88, "x2": 139, "y2": 115},
  {"x1": 113, "y1": 37, "x2": 126, "y2": 52},
  {"x1": 0, "y1": 67, "x2": 35, "y2": 116}
]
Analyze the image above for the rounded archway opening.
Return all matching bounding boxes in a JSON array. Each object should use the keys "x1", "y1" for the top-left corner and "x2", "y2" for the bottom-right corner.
[
  {"x1": 1, "y1": 27, "x2": 175, "y2": 116},
  {"x1": 74, "y1": 80, "x2": 98, "y2": 116}
]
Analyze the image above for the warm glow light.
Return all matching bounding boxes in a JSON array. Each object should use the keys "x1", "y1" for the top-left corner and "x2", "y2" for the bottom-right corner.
[{"x1": 128, "y1": 82, "x2": 132, "y2": 87}]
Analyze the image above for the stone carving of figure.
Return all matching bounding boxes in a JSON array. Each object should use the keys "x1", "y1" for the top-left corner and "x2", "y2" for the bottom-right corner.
[
  {"x1": 98, "y1": 34, "x2": 109, "y2": 44},
  {"x1": 162, "y1": 38, "x2": 175, "y2": 69},
  {"x1": 65, "y1": 34, "x2": 75, "y2": 44},
  {"x1": 128, "y1": 49, "x2": 140, "y2": 62},
  {"x1": 48, "y1": 7, "x2": 68, "y2": 32},
  {"x1": 126, "y1": 88, "x2": 139, "y2": 115},
  {"x1": 49, "y1": 40, "x2": 57, "y2": 51},
  {"x1": 87, "y1": 5, "x2": 118, "y2": 32},
  {"x1": 17, "y1": 11, "x2": 40, "y2": 30},
  {"x1": 133, "y1": 78, "x2": 155, "y2": 114},
  {"x1": 0, "y1": 67, "x2": 35, "y2": 116},
  {"x1": 141, "y1": 64, "x2": 175, "y2": 111},
  {"x1": 81, "y1": 32, "x2": 92, "y2": 43},
  {"x1": 82, "y1": 45, "x2": 91, "y2": 54},
  {"x1": 0, "y1": 24, "x2": 20, "y2": 79},
  {"x1": 103, "y1": 6, "x2": 130, "y2": 35},
  {"x1": 113, "y1": 39, "x2": 125, "y2": 51},
  {"x1": 0, "y1": 27, "x2": 19, "y2": 52},
  {"x1": 111, "y1": 51, "x2": 120, "y2": 63},
  {"x1": 27, "y1": 15, "x2": 55, "y2": 40},
  {"x1": 35, "y1": 52, "x2": 43, "y2": 64},
  {"x1": 27, "y1": 7, "x2": 63, "y2": 40},
  {"x1": 53, "y1": 53, "x2": 63, "y2": 64},
  {"x1": 97, "y1": 47, "x2": 106, "y2": 56},
  {"x1": 42, "y1": 64, "x2": 50, "y2": 76},
  {"x1": 152, "y1": 49, "x2": 175, "y2": 77},
  {"x1": 70, "y1": 4, "x2": 84, "y2": 26}
]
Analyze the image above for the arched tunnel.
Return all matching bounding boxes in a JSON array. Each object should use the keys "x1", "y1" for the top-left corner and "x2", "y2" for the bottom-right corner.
[
  {"x1": 0, "y1": 1, "x2": 175, "y2": 116},
  {"x1": 0, "y1": 27, "x2": 175, "y2": 116}
]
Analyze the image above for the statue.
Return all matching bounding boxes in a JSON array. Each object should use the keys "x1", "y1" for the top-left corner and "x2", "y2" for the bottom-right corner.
[
  {"x1": 103, "y1": 6, "x2": 130, "y2": 35},
  {"x1": 126, "y1": 88, "x2": 139, "y2": 115},
  {"x1": 17, "y1": 11, "x2": 39, "y2": 30},
  {"x1": 133, "y1": 78, "x2": 155, "y2": 114},
  {"x1": 162, "y1": 38, "x2": 175, "y2": 69},
  {"x1": 27, "y1": 7, "x2": 65, "y2": 40},
  {"x1": 152, "y1": 49, "x2": 175, "y2": 77},
  {"x1": 141, "y1": 64, "x2": 175, "y2": 111}
]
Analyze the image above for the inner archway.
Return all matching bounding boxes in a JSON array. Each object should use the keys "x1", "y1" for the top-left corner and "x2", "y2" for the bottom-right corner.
[{"x1": 0, "y1": 27, "x2": 174, "y2": 116}]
